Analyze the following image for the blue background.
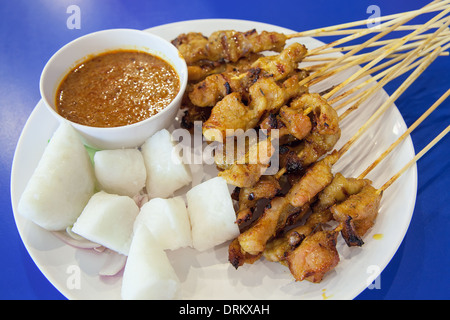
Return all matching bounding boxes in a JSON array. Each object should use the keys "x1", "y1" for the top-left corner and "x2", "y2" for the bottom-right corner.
[{"x1": 0, "y1": 0, "x2": 449, "y2": 300}]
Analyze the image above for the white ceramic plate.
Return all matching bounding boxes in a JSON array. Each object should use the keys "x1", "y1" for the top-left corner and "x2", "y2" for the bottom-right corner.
[{"x1": 10, "y1": 19, "x2": 417, "y2": 300}]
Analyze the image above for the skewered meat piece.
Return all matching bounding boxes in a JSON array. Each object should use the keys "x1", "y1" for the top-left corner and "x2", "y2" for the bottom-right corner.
[
  {"x1": 172, "y1": 29, "x2": 288, "y2": 65},
  {"x1": 277, "y1": 105, "x2": 313, "y2": 141},
  {"x1": 250, "y1": 42, "x2": 307, "y2": 81},
  {"x1": 228, "y1": 238, "x2": 262, "y2": 269},
  {"x1": 187, "y1": 52, "x2": 263, "y2": 82},
  {"x1": 202, "y1": 92, "x2": 254, "y2": 141},
  {"x1": 218, "y1": 138, "x2": 275, "y2": 188},
  {"x1": 261, "y1": 92, "x2": 339, "y2": 142},
  {"x1": 331, "y1": 184, "x2": 382, "y2": 247},
  {"x1": 251, "y1": 92, "x2": 341, "y2": 182},
  {"x1": 231, "y1": 197, "x2": 309, "y2": 265},
  {"x1": 286, "y1": 151, "x2": 339, "y2": 208},
  {"x1": 298, "y1": 128, "x2": 341, "y2": 166},
  {"x1": 264, "y1": 173, "x2": 371, "y2": 263},
  {"x1": 280, "y1": 127, "x2": 341, "y2": 186},
  {"x1": 259, "y1": 112, "x2": 290, "y2": 138},
  {"x1": 179, "y1": 93, "x2": 212, "y2": 132},
  {"x1": 202, "y1": 74, "x2": 307, "y2": 142},
  {"x1": 238, "y1": 197, "x2": 290, "y2": 256},
  {"x1": 291, "y1": 93, "x2": 339, "y2": 135},
  {"x1": 313, "y1": 173, "x2": 371, "y2": 212},
  {"x1": 188, "y1": 68, "x2": 261, "y2": 107},
  {"x1": 215, "y1": 94, "x2": 340, "y2": 192},
  {"x1": 188, "y1": 43, "x2": 307, "y2": 107},
  {"x1": 171, "y1": 32, "x2": 208, "y2": 64},
  {"x1": 234, "y1": 153, "x2": 342, "y2": 261},
  {"x1": 279, "y1": 144, "x2": 308, "y2": 179},
  {"x1": 180, "y1": 105, "x2": 212, "y2": 133},
  {"x1": 263, "y1": 209, "x2": 333, "y2": 263},
  {"x1": 234, "y1": 176, "x2": 281, "y2": 225},
  {"x1": 285, "y1": 227, "x2": 340, "y2": 283},
  {"x1": 187, "y1": 60, "x2": 224, "y2": 83}
]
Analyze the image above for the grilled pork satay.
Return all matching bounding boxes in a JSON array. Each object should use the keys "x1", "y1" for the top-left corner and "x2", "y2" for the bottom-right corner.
[
  {"x1": 187, "y1": 52, "x2": 263, "y2": 83},
  {"x1": 263, "y1": 209, "x2": 333, "y2": 264},
  {"x1": 277, "y1": 105, "x2": 313, "y2": 141},
  {"x1": 263, "y1": 92, "x2": 340, "y2": 164},
  {"x1": 226, "y1": 94, "x2": 341, "y2": 263},
  {"x1": 286, "y1": 151, "x2": 339, "y2": 208},
  {"x1": 285, "y1": 182, "x2": 380, "y2": 282},
  {"x1": 278, "y1": 126, "x2": 341, "y2": 184},
  {"x1": 313, "y1": 173, "x2": 371, "y2": 211},
  {"x1": 215, "y1": 92, "x2": 340, "y2": 189},
  {"x1": 237, "y1": 197, "x2": 289, "y2": 256},
  {"x1": 291, "y1": 93, "x2": 340, "y2": 136},
  {"x1": 231, "y1": 152, "x2": 339, "y2": 263},
  {"x1": 217, "y1": 138, "x2": 275, "y2": 188},
  {"x1": 172, "y1": 29, "x2": 288, "y2": 65},
  {"x1": 229, "y1": 238, "x2": 262, "y2": 269},
  {"x1": 234, "y1": 176, "x2": 281, "y2": 225},
  {"x1": 188, "y1": 68, "x2": 260, "y2": 108},
  {"x1": 331, "y1": 184, "x2": 382, "y2": 247},
  {"x1": 237, "y1": 197, "x2": 308, "y2": 256},
  {"x1": 189, "y1": 43, "x2": 307, "y2": 107},
  {"x1": 262, "y1": 98, "x2": 449, "y2": 282},
  {"x1": 202, "y1": 74, "x2": 307, "y2": 142},
  {"x1": 263, "y1": 173, "x2": 371, "y2": 263},
  {"x1": 181, "y1": 53, "x2": 267, "y2": 130},
  {"x1": 286, "y1": 226, "x2": 341, "y2": 283}
]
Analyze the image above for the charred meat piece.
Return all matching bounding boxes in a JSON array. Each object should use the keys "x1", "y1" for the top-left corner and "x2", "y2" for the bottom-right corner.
[
  {"x1": 331, "y1": 184, "x2": 382, "y2": 247},
  {"x1": 263, "y1": 209, "x2": 333, "y2": 263},
  {"x1": 228, "y1": 238, "x2": 262, "y2": 269},
  {"x1": 202, "y1": 75, "x2": 307, "y2": 141},
  {"x1": 313, "y1": 173, "x2": 371, "y2": 212},
  {"x1": 218, "y1": 138, "x2": 275, "y2": 188},
  {"x1": 237, "y1": 197, "x2": 308, "y2": 257},
  {"x1": 172, "y1": 29, "x2": 288, "y2": 65},
  {"x1": 278, "y1": 105, "x2": 313, "y2": 141},
  {"x1": 235, "y1": 176, "x2": 281, "y2": 225},
  {"x1": 187, "y1": 52, "x2": 263, "y2": 83},
  {"x1": 286, "y1": 227, "x2": 340, "y2": 283},
  {"x1": 286, "y1": 151, "x2": 339, "y2": 208},
  {"x1": 291, "y1": 93, "x2": 339, "y2": 135},
  {"x1": 188, "y1": 43, "x2": 307, "y2": 107}
]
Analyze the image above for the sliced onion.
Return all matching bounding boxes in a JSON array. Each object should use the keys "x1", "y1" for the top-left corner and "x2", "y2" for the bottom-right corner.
[
  {"x1": 53, "y1": 228, "x2": 126, "y2": 277},
  {"x1": 99, "y1": 249, "x2": 127, "y2": 277},
  {"x1": 52, "y1": 227, "x2": 104, "y2": 250}
]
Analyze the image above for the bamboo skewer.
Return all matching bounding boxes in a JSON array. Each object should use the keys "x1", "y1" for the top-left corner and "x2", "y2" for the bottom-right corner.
[
  {"x1": 359, "y1": 88, "x2": 450, "y2": 180},
  {"x1": 297, "y1": 11, "x2": 422, "y2": 88},
  {"x1": 296, "y1": 9, "x2": 450, "y2": 95},
  {"x1": 322, "y1": 7, "x2": 450, "y2": 101},
  {"x1": 305, "y1": 32, "x2": 445, "y2": 90},
  {"x1": 336, "y1": 48, "x2": 441, "y2": 159},
  {"x1": 334, "y1": 45, "x2": 450, "y2": 117},
  {"x1": 302, "y1": 1, "x2": 450, "y2": 58},
  {"x1": 285, "y1": 0, "x2": 449, "y2": 39},
  {"x1": 303, "y1": 32, "x2": 450, "y2": 70},
  {"x1": 330, "y1": 27, "x2": 450, "y2": 111},
  {"x1": 298, "y1": 22, "x2": 450, "y2": 38},
  {"x1": 377, "y1": 124, "x2": 450, "y2": 194},
  {"x1": 305, "y1": 31, "x2": 450, "y2": 58}
]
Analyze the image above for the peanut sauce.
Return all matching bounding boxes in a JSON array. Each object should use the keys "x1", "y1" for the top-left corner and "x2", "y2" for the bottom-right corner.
[{"x1": 56, "y1": 50, "x2": 180, "y2": 127}]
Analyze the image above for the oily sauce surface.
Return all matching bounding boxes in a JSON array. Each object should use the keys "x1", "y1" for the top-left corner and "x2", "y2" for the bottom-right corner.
[{"x1": 56, "y1": 50, "x2": 180, "y2": 127}]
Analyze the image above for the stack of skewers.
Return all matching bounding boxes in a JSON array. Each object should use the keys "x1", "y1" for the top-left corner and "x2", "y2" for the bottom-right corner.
[{"x1": 171, "y1": 0, "x2": 450, "y2": 284}]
